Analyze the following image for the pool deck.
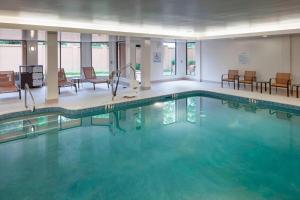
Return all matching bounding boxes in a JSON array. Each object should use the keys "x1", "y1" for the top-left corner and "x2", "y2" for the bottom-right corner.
[{"x1": 1, "y1": 80, "x2": 300, "y2": 116}]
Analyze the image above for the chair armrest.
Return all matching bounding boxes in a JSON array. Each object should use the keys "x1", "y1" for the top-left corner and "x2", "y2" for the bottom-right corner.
[
  {"x1": 15, "y1": 84, "x2": 20, "y2": 90},
  {"x1": 221, "y1": 74, "x2": 228, "y2": 79}
]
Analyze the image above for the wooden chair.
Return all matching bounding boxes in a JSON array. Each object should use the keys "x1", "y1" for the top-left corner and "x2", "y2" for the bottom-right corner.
[
  {"x1": 269, "y1": 73, "x2": 291, "y2": 97},
  {"x1": 82, "y1": 67, "x2": 109, "y2": 90},
  {"x1": 58, "y1": 68, "x2": 77, "y2": 94},
  {"x1": 221, "y1": 70, "x2": 239, "y2": 89},
  {"x1": 0, "y1": 71, "x2": 21, "y2": 99},
  {"x1": 238, "y1": 71, "x2": 256, "y2": 91}
]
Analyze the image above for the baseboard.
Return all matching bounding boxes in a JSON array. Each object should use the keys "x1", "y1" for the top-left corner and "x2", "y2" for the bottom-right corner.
[
  {"x1": 45, "y1": 99, "x2": 59, "y2": 104},
  {"x1": 151, "y1": 78, "x2": 185, "y2": 83}
]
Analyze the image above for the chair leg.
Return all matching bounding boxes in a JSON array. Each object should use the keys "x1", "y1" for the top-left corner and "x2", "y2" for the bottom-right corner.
[
  {"x1": 251, "y1": 83, "x2": 253, "y2": 92},
  {"x1": 93, "y1": 83, "x2": 95, "y2": 90},
  {"x1": 287, "y1": 86, "x2": 289, "y2": 97},
  {"x1": 276, "y1": 87, "x2": 277, "y2": 93},
  {"x1": 107, "y1": 82, "x2": 109, "y2": 89},
  {"x1": 221, "y1": 80, "x2": 223, "y2": 88},
  {"x1": 58, "y1": 87, "x2": 61, "y2": 94},
  {"x1": 19, "y1": 90, "x2": 21, "y2": 100},
  {"x1": 269, "y1": 86, "x2": 272, "y2": 95},
  {"x1": 74, "y1": 84, "x2": 77, "y2": 93}
]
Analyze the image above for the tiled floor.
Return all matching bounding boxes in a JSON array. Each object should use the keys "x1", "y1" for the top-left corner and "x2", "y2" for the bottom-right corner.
[{"x1": 0, "y1": 80, "x2": 300, "y2": 116}]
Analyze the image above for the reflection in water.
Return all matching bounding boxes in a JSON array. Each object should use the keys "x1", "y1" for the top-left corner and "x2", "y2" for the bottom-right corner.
[
  {"x1": 2, "y1": 96, "x2": 300, "y2": 199},
  {"x1": 269, "y1": 110, "x2": 293, "y2": 120},
  {"x1": 59, "y1": 115, "x2": 81, "y2": 130},
  {"x1": 221, "y1": 100, "x2": 240, "y2": 109},
  {"x1": 1, "y1": 97, "x2": 300, "y2": 143},
  {"x1": 187, "y1": 97, "x2": 197, "y2": 123},
  {"x1": 163, "y1": 101, "x2": 176, "y2": 125}
]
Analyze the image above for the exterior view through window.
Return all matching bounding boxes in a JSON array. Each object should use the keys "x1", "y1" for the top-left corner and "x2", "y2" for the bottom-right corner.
[
  {"x1": 59, "y1": 32, "x2": 81, "y2": 78},
  {"x1": 0, "y1": 29, "x2": 22, "y2": 72},
  {"x1": 186, "y1": 42, "x2": 196, "y2": 76},
  {"x1": 163, "y1": 42, "x2": 176, "y2": 76},
  {"x1": 92, "y1": 42, "x2": 109, "y2": 76}
]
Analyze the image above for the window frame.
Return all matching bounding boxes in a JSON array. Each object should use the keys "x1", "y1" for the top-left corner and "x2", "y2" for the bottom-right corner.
[
  {"x1": 162, "y1": 42, "x2": 177, "y2": 76},
  {"x1": 186, "y1": 42, "x2": 196, "y2": 76}
]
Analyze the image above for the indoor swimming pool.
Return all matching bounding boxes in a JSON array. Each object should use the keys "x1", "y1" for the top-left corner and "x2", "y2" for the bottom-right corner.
[{"x1": 0, "y1": 94, "x2": 300, "y2": 199}]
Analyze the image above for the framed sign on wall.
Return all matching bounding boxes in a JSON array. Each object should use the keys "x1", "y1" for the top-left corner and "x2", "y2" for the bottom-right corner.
[{"x1": 153, "y1": 52, "x2": 162, "y2": 63}]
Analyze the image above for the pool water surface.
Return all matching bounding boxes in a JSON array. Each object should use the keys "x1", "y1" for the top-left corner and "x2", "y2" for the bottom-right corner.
[{"x1": 0, "y1": 96, "x2": 300, "y2": 200}]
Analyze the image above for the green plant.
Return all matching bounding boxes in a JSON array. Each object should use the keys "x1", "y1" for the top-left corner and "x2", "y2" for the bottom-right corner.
[
  {"x1": 171, "y1": 60, "x2": 176, "y2": 66},
  {"x1": 135, "y1": 63, "x2": 141, "y2": 70},
  {"x1": 188, "y1": 60, "x2": 195, "y2": 66}
]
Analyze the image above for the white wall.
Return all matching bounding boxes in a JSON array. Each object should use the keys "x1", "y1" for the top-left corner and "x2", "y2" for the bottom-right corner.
[
  {"x1": 291, "y1": 35, "x2": 300, "y2": 83},
  {"x1": 201, "y1": 36, "x2": 293, "y2": 82}
]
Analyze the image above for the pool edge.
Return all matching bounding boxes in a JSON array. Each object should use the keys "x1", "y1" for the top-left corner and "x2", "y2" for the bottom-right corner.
[{"x1": 1, "y1": 90, "x2": 300, "y2": 120}]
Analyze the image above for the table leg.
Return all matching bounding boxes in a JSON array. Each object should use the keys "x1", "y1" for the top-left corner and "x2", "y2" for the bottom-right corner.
[
  {"x1": 260, "y1": 83, "x2": 263, "y2": 93},
  {"x1": 264, "y1": 83, "x2": 267, "y2": 92},
  {"x1": 297, "y1": 86, "x2": 299, "y2": 98}
]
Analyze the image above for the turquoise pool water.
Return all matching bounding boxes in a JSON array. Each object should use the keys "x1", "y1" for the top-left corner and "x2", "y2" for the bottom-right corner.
[{"x1": 0, "y1": 96, "x2": 300, "y2": 199}]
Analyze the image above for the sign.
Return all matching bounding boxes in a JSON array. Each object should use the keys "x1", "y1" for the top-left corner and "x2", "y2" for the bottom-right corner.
[{"x1": 153, "y1": 52, "x2": 162, "y2": 63}]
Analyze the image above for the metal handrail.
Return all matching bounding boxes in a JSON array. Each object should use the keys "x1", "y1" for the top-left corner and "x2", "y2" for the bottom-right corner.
[
  {"x1": 111, "y1": 64, "x2": 137, "y2": 100},
  {"x1": 24, "y1": 83, "x2": 36, "y2": 112}
]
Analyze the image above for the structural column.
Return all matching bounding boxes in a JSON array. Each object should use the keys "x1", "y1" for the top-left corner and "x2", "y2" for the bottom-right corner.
[
  {"x1": 81, "y1": 33, "x2": 92, "y2": 68},
  {"x1": 141, "y1": 38, "x2": 151, "y2": 90},
  {"x1": 46, "y1": 31, "x2": 58, "y2": 103},
  {"x1": 125, "y1": 37, "x2": 136, "y2": 80},
  {"x1": 109, "y1": 36, "x2": 117, "y2": 74}
]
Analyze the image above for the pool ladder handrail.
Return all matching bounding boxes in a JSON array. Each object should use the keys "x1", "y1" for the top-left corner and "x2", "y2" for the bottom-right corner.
[{"x1": 24, "y1": 83, "x2": 36, "y2": 112}]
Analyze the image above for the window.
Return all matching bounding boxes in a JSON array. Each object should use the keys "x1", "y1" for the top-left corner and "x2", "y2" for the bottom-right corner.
[
  {"x1": 92, "y1": 42, "x2": 109, "y2": 76},
  {"x1": 186, "y1": 42, "x2": 196, "y2": 76},
  {"x1": 163, "y1": 42, "x2": 176, "y2": 76},
  {"x1": 0, "y1": 40, "x2": 23, "y2": 72},
  {"x1": 58, "y1": 32, "x2": 81, "y2": 78},
  {"x1": 135, "y1": 45, "x2": 142, "y2": 82},
  {"x1": 38, "y1": 41, "x2": 46, "y2": 70},
  {"x1": 0, "y1": 29, "x2": 23, "y2": 72}
]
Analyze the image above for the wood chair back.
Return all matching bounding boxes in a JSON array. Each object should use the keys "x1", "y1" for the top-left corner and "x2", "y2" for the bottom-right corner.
[
  {"x1": 276, "y1": 73, "x2": 291, "y2": 84},
  {"x1": 244, "y1": 71, "x2": 256, "y2": 81},
  {"x1": 82, "y1": 67, "x2": 96, "y2": 79},
  {"x1": 228, "y1": 70, "x2": 238, "y2": 79},
  {"x1": 0, "y1": 71, "x2": 15, "y2": 87}
]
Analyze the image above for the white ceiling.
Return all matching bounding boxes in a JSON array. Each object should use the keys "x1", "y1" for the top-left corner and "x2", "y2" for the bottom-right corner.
[{"x1": 1, "y1": 0, "x2": 300, "y2": 39}]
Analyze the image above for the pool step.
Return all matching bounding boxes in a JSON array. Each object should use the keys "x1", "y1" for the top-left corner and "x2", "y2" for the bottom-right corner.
[{"x1": 0, "y1": 114, "x2": 60, "y2": 143}]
